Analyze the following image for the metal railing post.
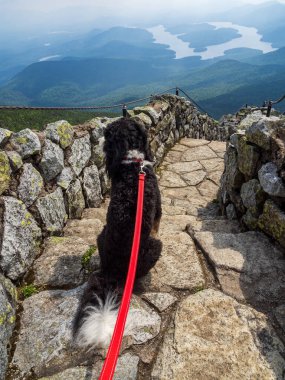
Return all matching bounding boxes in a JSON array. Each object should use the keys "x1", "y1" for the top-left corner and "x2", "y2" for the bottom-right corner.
[
  {"x1": 122, "y1": 104, "x2": 127, "y2": 117},
  {"x1": 266, "y1": 101, "x2": 272, "y2": 117}
]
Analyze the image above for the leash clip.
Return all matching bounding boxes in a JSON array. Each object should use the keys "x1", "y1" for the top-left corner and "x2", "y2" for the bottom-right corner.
[{"x1": 139, "y1": 161, "x2": 146, "y2": 175}]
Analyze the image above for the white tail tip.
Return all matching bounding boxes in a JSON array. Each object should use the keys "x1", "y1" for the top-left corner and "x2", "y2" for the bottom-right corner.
[{"x1": 75, "y1": 291, "x2": 119, "y2": 348}]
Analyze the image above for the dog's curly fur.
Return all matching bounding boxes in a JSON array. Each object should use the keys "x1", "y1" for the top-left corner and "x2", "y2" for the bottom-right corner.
[{"x1": 73, "y1": 118, "x2": 162, "y2": 348}]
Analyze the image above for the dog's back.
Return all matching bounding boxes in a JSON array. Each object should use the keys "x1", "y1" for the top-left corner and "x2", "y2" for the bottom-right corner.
[{"x1": 73, "y1": 118, "x2": 162, "y2": 348}]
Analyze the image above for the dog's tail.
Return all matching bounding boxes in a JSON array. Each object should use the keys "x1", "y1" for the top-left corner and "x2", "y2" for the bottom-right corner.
[{"x1": 73, "y1": 272, "x2": 121, "y2": 348}]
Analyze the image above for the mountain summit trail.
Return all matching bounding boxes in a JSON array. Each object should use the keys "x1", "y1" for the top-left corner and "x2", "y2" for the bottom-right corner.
[{"x1": 7, "y1": 138, "x2": 285, "y2": 380}]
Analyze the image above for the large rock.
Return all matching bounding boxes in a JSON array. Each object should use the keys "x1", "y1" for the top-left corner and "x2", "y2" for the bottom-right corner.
[
  {"x1": 258, "y1": 162, "x2": 285, "y2": 197},
  {"x1": 40, "y1": 139, "x2": 64, "y2": 181},
  {"x1": 38, "y1": 353, "x2": 139, "y2": 380},
  {"x1": 132, "y1": 112, "x2": 152, "y2": 128},
  {"x1": 82, "y1": 165, "x2": 103, "y2": 207},
  {"x1": 11, "y1": 286, "x2": 87, "y2": 379},
  {"x1": 221, "y1": 147, "x2": 244, "y2": 190},
  {"x1": 0, "y1": 197, "x2": 42, "y2": 280},
  {"x1": 10, "y1": 129, "x2": 41, "y2": 158},
  {"x1": 36, "y1": 188, "x2": 67, "y2": 233},
  {"x1": 65, "y1": 179, "x2": 85, "y2": 219},
  {"x1": 194, "y1": 231, "x2": 285, "y2": 308},
  {"x1": 33, "y1": 237, "x2": 99, "y2": 288},
  {"x1": 258, "y1": 200, "x2": 285, "y2": 247},
  {"x1": 6, "y1": 151, "x2": 23, "y2": 172},
  {"x1": 245, "y1": 117, "x2": 273, "y2": 150},
  {"x1": 0, "y1": 274, "x2": 17, "y2": 380},
  {"x1": 237, "y1": 136, "x2": 260, "y2": 177},
  {"x1": 68, "y1": 135, "x2": 91, "y2": 176},
  {"x1": 18, "y1": 163, "x2": 43, "y2": 207},
  {"x1": 152, "y1": 289, "x2": 285, "y2": 380},
  {"x1": 0, "y1": 128, "x2": 12, "y2": 148},
  {"x1": 56, "y1": 167, "x2": 75, "y2": 190},
  {"x1": 45, "y1": 120, "x2": 74, "y2": 149},
  {"x1": 90, "y1": 137, "x2": 105, "y2": 168},
  {"x1": 89, "y1": 118, "x2": 106, "y2": 142},
  {"x1": 0, "y1": 152, "x2": 11, "y2": 195},
  {"x1": 240, "y1": 178, "x2": 266, "y2": 209},
  {"x1": 133, "y1": 106, "x2": 161, "y2": 124},
  {"x1": 238, "y1": 110, "x2": 263, "y2": 130}
]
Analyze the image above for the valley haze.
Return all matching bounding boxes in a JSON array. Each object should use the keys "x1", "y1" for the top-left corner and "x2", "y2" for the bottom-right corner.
[{"x1": 0, "y1": 0, "x2": 285, "y2": 120}]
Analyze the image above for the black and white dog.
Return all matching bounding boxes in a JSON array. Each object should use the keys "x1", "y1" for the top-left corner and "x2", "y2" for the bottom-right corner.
[{"x1": 73, "y1": 118, "x2": 162, "y2": 348}]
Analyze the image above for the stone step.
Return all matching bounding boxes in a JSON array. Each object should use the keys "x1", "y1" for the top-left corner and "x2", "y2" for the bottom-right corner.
[
  {"x1": 63, "y1": 218, "x2": 103, "y2": 246},
  {"x1": 152, "y1": 289, "x2": 285, "y2": 380},
  {"x1": 194, "y1": 230, "x2": 285, "y2": 310},
  {"x1": 33, "y1": 236, "x2": 100, "y2": 289}
]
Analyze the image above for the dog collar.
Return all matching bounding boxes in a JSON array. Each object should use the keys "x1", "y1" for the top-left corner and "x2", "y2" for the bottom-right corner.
[{"x1": 121, "y1": 150, "x2": 154, "y2": 167}]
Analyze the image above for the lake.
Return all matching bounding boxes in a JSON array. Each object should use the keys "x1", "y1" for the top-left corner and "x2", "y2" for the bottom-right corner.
[{"x1": 148, "y1": 23, "x2": 277, "y2": 60}]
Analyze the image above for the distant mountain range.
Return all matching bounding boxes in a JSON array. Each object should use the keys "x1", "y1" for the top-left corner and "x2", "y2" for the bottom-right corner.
[{"x1": 0, "y1": 1, "x2": 285, "y2": 119}]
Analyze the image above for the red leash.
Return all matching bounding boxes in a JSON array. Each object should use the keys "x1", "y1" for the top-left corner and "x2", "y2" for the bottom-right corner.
[{"x1": 99, "y1": 170, "x2": 146, "y2": 380}]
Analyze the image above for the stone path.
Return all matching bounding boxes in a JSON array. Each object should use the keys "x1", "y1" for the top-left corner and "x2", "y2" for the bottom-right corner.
[{"x1": 7, "y1": 139, "x2": 285, "y2": 380}]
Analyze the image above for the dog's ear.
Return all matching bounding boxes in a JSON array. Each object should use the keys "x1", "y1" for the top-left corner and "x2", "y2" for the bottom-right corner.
[{"x1": 103, "y1": 119, "x2": 128, "y2": 178}]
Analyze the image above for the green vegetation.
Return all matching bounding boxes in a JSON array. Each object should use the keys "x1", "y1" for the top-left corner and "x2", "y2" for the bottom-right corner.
[
  {"x1": 81, "y1": 245, "x2": 97, "y2": 268},
  {"x1": 21, "y1": 284, "x2": 39, "y2": 299},
  {"x1": 0, "y1": 109, "x2": 117, "y2": 132}
]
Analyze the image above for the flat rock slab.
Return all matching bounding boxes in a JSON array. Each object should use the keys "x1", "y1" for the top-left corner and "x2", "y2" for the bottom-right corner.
[
  {"x1": 179, "y1": 138, "x2": 210, "y2": 147},
  {"x1": 200, "y1": 158, "x2": 224, "y2": 172},
  {"x1": 11, "y1": 286, "x2": 87, "y2": 379},
  {"x1": 208, "y1": 140, "x2": 227, "y2": 154},
  {"x1": 33, "y1": 236, "x2": 100, "y2": 288},
  {"x1": 38, "y1": 353, "x2": 139, "y2": 380},
  {"x1": 165, "y1": 161, "x2": 203, "y2": 174},
  {"x1": 64, "y1": 218, "x2": 103, "y2": 245},
  {"x1": 127, "y1": 295, "x2": 161, "y2": 344},
  {"x1": 159, "y1": 171, "x2": 187, "y2": 188},
  {"x1": 181, "y1": 145, "x2": 217, "y2": 161},
  {"x1": 181, "y1": 170, "x2": 206, "y2": 186},
  {"x1": 149, "y1": 232, "x2": 205, "y2": 291},
  {"x1": 152, "y1": 289, "x2": 285, "y2": 380},
  {"x1": 194, "y1": 231, "x2": 285, "y2": 309},
  {"x1": 142, "y1": 292, "x2": 177, "y2": 312}
]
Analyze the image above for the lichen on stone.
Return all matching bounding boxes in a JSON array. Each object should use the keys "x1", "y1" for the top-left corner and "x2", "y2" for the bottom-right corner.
[{"x1": 0, "y1": 151, "x2": 11, "y2": 195}]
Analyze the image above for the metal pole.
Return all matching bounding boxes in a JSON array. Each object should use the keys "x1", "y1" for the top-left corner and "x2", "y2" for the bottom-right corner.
[
  {"x1": 122, "y1": 104, "x2": 127, "y2": 117},
  {"x1": 176, "y1": 88, "x2": 179, "y2": 96},
  {"x1": 266, "y1": 101, "x2": 272, "y2": 117}
]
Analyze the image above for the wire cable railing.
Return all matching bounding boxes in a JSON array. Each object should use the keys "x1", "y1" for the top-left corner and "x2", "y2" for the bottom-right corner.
[
  {"x1": 0, "y1": 87, "x2": 177, "y2": 111},
  {"x1": 0, "y1": 86, "x2": 214, "y2": 119}
]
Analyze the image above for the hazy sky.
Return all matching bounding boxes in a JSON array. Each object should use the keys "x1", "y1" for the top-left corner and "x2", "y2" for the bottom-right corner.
[{"x1": 1, "y1": 0, "x2": 285, "y2": 35}]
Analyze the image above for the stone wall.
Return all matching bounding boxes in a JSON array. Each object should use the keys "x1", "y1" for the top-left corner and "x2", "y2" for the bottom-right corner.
[{"x1": 220, "y1": 111, "x2": 285, "y2": 249}]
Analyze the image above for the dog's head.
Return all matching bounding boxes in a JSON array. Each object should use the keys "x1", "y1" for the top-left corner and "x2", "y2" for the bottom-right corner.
[{"x1": 103, "y1": 118, "x2": 153, "y2": 178}]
